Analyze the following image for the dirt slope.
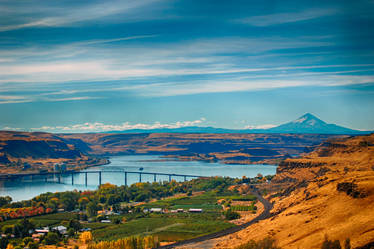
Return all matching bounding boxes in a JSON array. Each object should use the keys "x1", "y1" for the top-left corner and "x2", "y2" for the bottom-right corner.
[{"x1": 213, "y1": 134, "x2": 374, "y2": 249}]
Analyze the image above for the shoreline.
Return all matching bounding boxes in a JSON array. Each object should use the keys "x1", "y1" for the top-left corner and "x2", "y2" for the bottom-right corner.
[
  {"x1": 0, "y1": 154, "x2": 279, "y2": 180},
  {"x1": 0, "y1": 158, "x2": 111, "y2": 179}
]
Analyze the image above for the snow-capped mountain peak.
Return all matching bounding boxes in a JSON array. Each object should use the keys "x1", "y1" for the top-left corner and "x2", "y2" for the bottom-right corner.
[
  {"x1": 292, "y1": 113, "x2": 326, "y2": 125},
  {"x1": 268, "y1": 113, "x2": 359, "y2": 134}
]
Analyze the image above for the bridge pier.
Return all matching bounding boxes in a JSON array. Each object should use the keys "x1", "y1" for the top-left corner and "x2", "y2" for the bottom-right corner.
[{"x1": 38, "y1": 170, "x2": 203, "y2": 186}]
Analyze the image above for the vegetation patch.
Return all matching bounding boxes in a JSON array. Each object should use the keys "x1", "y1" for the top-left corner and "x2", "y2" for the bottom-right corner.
[{"x1": 337, "y1": 182, "x2": 367, "y2": 198}]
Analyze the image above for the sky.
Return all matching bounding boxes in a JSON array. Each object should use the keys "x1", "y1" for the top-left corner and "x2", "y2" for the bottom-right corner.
[{"x1": 0, "y1": 0, "x2": 374, "y2": 132}]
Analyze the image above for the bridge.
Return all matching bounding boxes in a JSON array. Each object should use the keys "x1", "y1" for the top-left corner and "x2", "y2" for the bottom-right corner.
[{"x1": 1, "y1": 170, "x2": 207, "y2": 186}]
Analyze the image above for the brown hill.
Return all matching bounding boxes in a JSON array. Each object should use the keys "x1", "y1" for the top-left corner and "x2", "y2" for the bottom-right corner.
[
  {"x1": 0, "y1": 131, "x2": 343, "y2": 174},
  {"x1": 212, "y1": 134, "x2": 374, "y2": 249},
  {"x1": 61, "y1": 133, "x2": 340, "y2": 165},
  {"x1": 0, "y1": 131, "x2": 105, "y2": 174}
]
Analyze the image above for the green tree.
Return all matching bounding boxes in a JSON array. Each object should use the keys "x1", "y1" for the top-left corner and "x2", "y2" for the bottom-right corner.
[
  {"x1": 44, "y1": 232, "x2": 59, "y2": 245},
  {"x1": 2, "y1": 225, "x2": 13, "y2": 235},
  {"x1": 344, "y1": 238, "x2": 351, "y2": 249},
  {"x1": 86, "y1": 202, "x2": 98, "y2": 217},
  {"x1": 68, "y1": 219, "x2": 81, "y2": 232},
  {"x1": 67, "y1": 228, "x2": 75, "y2": 237},
  {"x1": 0, "y1": 196, "x2": 12, "y2": 207},
  {"x1": 0, "y1": 237, "x2": 9, "y2": 249},
  {"x1": 224, "y1": 210, "x2": 240, "y2": 220},
  {"x1": 112, "y1": 203, "x2": 120, "y2": 213},
  {"x1": 16, "y1": 219, "x2": 34, "y2": 237}
]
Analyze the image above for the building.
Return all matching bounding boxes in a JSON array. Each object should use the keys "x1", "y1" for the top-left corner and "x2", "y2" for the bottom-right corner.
[
  {"x1": 35, "y1": 227, "x2": 49, "y2": 234},
  {"x1": 52, "y1": 225, "x2": 67, "y2": 234},
  {"x1": 32, "y1": 234, "x2": 42, "y2": 241},
  {"x1": 150, "y1": 208, "x2": 162, "y2": 213},
  {"x1": 188, "y1": 208, "x2": 203, "y2": 213}
]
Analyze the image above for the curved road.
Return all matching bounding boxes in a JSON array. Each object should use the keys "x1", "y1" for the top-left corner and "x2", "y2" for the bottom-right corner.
[{"x1": 156, "y1": 188, "x2": 272, "y2": 249}]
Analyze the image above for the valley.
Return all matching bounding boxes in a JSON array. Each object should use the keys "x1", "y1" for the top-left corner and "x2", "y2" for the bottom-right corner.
[{"x1": 0, "y1": 131, "x2": 341, "y2": 174}]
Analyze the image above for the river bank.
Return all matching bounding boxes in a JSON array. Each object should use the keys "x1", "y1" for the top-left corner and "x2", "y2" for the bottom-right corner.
[
  {"x1": 0, "y1": 157, "x2": 110, "y2": 178},
  {"x1": 0, "y1": 155, "x2": 277, "y2": 201}
]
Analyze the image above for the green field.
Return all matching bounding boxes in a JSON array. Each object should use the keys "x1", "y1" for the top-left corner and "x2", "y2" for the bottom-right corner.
[
  {"x1": 1, "y1": 192, "x2": 255, "y2": 242},
  {"x1": 90, "y1": 215, "x2": 234, "y2": 241},
  {"x1": 141, "y1": 192, "x2": 256, "y2": 212},
  {"x1": 0, "y1": 212, "x2": 78, "y2": 229},
  {"x1": 140, "y1": 192, "x2": 222, "y2": 211}
]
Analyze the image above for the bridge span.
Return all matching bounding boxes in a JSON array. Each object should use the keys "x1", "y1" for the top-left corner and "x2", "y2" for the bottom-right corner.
[{"x1": 1, "y1": 169, "x2": 208, "y2": 186}]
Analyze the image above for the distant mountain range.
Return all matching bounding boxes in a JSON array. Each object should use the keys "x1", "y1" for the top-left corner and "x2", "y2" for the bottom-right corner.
[{"x1": 108, "y1": 113, "x2": 372, "y2": 135}]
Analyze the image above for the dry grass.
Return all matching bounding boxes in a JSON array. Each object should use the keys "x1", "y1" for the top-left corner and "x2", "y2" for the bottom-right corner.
[{"x1": 212, "y1": 134, "x2": 374, "y2": 249}]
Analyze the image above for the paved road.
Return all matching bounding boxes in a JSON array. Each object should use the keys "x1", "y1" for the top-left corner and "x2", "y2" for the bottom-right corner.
[{"x1": 156, "y1": 188, "x2": 272, "y2": 249}]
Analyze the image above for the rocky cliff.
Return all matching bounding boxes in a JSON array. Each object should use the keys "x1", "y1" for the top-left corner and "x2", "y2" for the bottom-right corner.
[{"x1": 0, "y1": 131, "x2": 105, "y2": 174}]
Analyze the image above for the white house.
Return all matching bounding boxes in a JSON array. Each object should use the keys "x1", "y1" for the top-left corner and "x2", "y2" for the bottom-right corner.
[
  {"x1": 52, "y1": 225, "x2": 67, "y2": 234},
  {"x1": 150, "y1": 208, "x2": 162, "y2": 213},
  {"x1": 188, "y1": 208, "x2": 203, "y2": 213}
]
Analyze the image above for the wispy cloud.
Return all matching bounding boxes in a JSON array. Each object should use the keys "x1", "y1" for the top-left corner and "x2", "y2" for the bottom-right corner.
[
  {"x1": 25, "y1": 118, "x2": 207, "y2": 133},
  {"x1": 0, "y1": 93, "x2": 103, "y2": 104},
  {"x1": 237, "y1": 8, "x2": 338, "y2": 26},
  {"x1": 0, "y1": 35, "x2": 338, "y2": 84},
  {"x1": 125, "y1": 75, "x2": 374, "y2": 97},
  {"x1": 0, "y1": 95, "x2": 31, "y2": 104},
  {"x1": 0, "y1": 0, "x2": 165, "y2": 32},
  {"x1": 72, "y1": 35, "x2": 158, "y2": 46},
  {"x1": 45, "y1": 96, "x2": 103, "y2": 102}
]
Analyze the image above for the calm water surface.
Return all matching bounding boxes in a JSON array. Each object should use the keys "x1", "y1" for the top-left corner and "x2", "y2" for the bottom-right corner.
[{"x1": 0, "y1": 155, "x2": 277, "y2": 201}]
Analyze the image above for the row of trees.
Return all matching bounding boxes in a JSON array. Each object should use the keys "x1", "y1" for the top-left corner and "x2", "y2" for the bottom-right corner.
[
  {"x1": 0, "y1": 206, "x2": 53, "y2": 221},
  {"x1": 86, "y1": 235, "x2": 159, "y2": 249}
]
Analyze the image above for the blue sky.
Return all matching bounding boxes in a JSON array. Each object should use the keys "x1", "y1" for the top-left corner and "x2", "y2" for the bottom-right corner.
[{"x1": 1, "y1": 0, "x2": 374, "y2": 132}]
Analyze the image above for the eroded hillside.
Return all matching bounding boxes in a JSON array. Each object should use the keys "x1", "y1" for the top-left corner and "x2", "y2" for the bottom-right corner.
[
  {"x1": 212, "y1": 134, "x2": 374, "y2": 249},
  {"x1": 61, "y1": 133, "x2": 339, "y2": 165},
  {"x1": 0, "y1": 131, "x2": 106, "y2": 174}
]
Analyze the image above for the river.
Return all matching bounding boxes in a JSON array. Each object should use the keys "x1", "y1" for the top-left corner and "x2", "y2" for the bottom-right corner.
[{"x1": 0, "y1": 155, "x2": 277, "y2": 201}]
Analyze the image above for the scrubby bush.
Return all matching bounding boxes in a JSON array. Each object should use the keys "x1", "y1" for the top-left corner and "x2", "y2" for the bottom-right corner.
[
  {"x1": 321, "y1": 236, "x2": 341, "y2": 249},
  {"x1": 224, "y1": 210, "x2": 240, "y2": 220},
  {"x1": 235, "y1": 237, "x2": 280, "y2": 249}
]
